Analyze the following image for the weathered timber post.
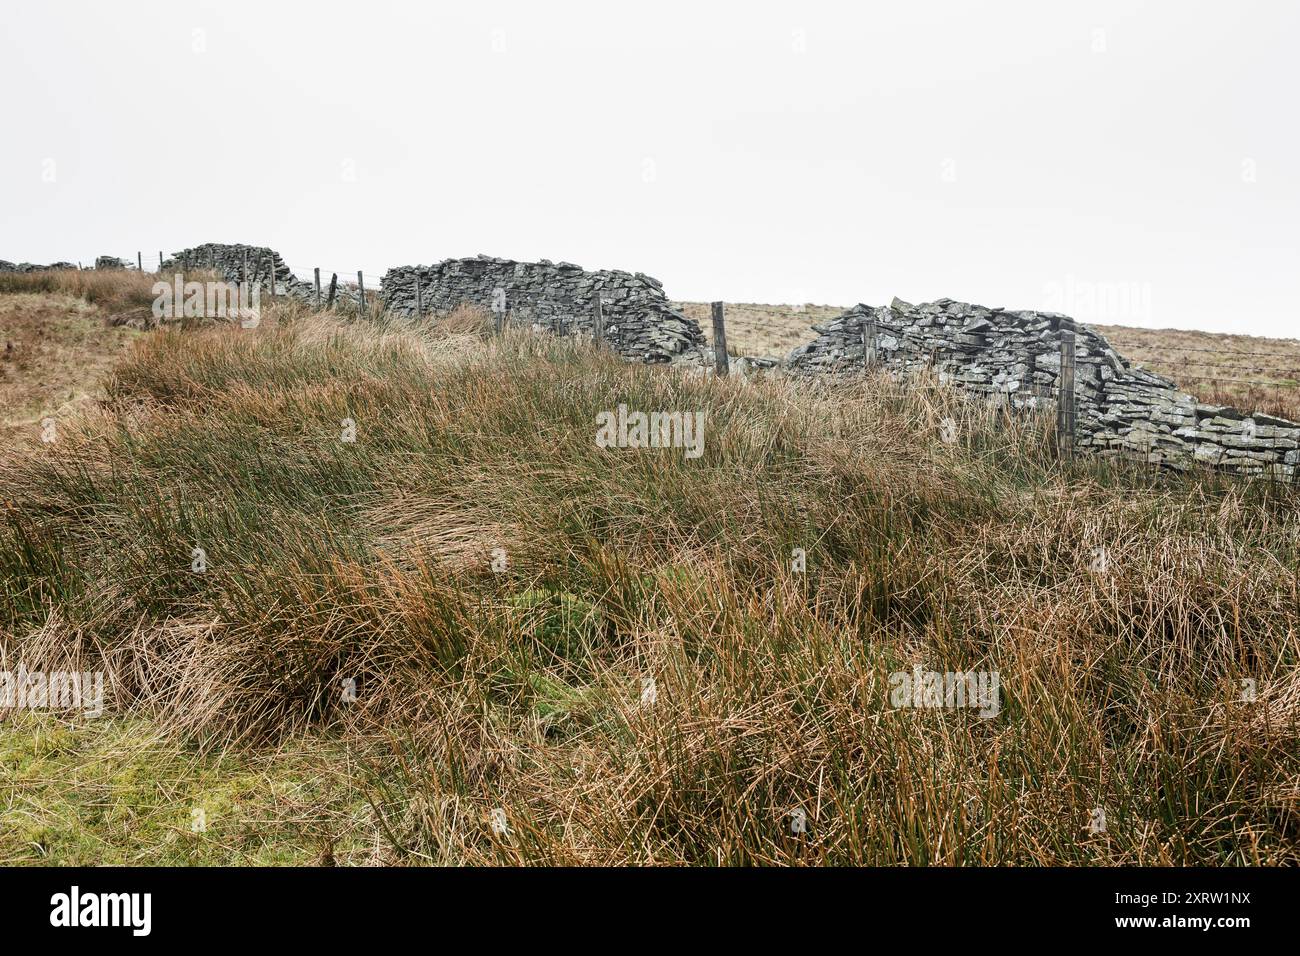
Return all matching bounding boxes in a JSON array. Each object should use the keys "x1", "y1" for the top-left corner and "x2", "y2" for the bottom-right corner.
[
  {"x1": 137, "y1": 251, "x2": 142, "y2": 272},
  {"x1": 711, "y1": 301, "x2": 729, "y2": 377},
  {"x1": 1058, "y1": 327, "x2": 1076, "y2": 462},
  {"x1": 592, "y1": 294, "x2": 605, "y2": 347},
  {"x1": 314, "y1": 267, "x2": 321, "y2": 308},
  {"x1": 492, "y1": 287, "x2": 506, "y2": 334},
  {"x1": 862, "y1": 313, "x2": 879, "y2": 370},
  {"x1": 357, "y1": 272, "x2": 366, "y2": 319},
  {"x1": 326, "y1": 273, "x2": 338, "y2": 310}
]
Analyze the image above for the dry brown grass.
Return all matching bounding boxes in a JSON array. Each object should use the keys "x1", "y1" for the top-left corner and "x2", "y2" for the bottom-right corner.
[
  {"x1": 0, "y1": 268, "x2": 160, "y2": 315},
  {"x1": 675, "y1": 300, "x2": 846, "y2": 359},
  {"x1": 0, "y1": 291, "x2": 143, "y2": 431},
  {"x1": 2, "y1": 306, "x2": 1296, "y2": 865},
  {"x1": 434, "y1": 302, "x2": 495, "y2": 336}
]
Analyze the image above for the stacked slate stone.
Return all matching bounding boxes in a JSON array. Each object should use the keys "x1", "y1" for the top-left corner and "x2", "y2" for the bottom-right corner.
[
  {"x1": 159, "y1": 243, "x2": 360, "y2": 307},
  {"x1": 95, "y1": 256, "x2": 129, "y2": 270},
  {"x1": 786, "y1": 297, "x2": 1298, "y2": 480},
  {"x1": 0, "y1": 260, "x2": 78, "y2": 272},
  {"x1": 381, "y1": 255, "x2": 706, "y2": 364},
  {"x1": 160, "y1": 243, "x2": 300, "y2": 296}
]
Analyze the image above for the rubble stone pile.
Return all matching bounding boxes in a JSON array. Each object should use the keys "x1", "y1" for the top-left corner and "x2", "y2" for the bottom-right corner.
[
  {"x1": 786, "y1": 297, "x2": 1299, "y2": 479},
  {"x1": 0, "y1": 260, "x2": 78, "y2": 272}
]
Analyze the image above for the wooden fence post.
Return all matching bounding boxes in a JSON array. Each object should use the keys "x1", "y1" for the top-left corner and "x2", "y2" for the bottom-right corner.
[
  {"x1": 137, "y1": 251, "x2": 143, "y2": 272},
  {"x1": 357, "y1": 272, "x2": 366, "y2": 319},
  {"x1": 314, "y1": 268, "x2": 321, "y2": 308},
  {"x1": 711, "y1": 301, "x2": 729, "y2": 377},
  {"x1": 414, "y1": 276, "x2": 423, "y2": 316},
  {"x1": 326, "y1": 273, "x2": 338, "y2": 310},
  {"x1": 862, "y1": 313, "x2": 878, "y2": 369},
  {"x1": 1058, "y1": 328, "x2": 1076, "y2": 462},
  {"x1": 593, "y1": 295, "x2": 605, "y2": 347},
  {"x1": 158, "y1": 251, "x2": 163, "y2": 273}
]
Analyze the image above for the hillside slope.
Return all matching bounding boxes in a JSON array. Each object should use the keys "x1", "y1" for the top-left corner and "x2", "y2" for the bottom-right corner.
[
  {"x1": 2, "y1": 296, "x2": 1297, "y2": 865},
  {"x1": 0, "y1": 294, "x2": 142, "y2": 433}
]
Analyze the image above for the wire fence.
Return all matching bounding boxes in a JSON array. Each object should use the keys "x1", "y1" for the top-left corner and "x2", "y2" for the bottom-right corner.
[
  {"x1": 1110, "y1": 351, "x2": 1300, "y2": 391},
  {"x1": 108, "y1": 252, "x2": 388, "y2": 288},
  {"x1": 116, "y1": 248, "x2": 1300, "y2": 405},
  {"x1": 748, "y1": 308, "x2": 1300, "y2": 395}
]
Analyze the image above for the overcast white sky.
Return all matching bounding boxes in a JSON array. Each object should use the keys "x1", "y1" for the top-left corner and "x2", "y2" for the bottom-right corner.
[{"x1": 2, "y1": 1, "x2": 1297, "y2": 336}]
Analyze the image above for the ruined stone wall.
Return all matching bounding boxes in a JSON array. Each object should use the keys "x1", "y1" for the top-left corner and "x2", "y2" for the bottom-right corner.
[
  {"x1": 18, "y1": 239, "x2": 1293, "y2": 479},
  {"x1": 0, "y1": 259, "x2": 79, "y2": 272},
  {"x1": 786, "y1": 298, "x2": 1299, "y2": 480},
  {"x1": 156, "y1": 246, "x2": 705, "y2": 362},
  {"x1": 159, "y1": 243, "x2": 361, "y2": 306},
  {"x1": 382, "y1": 256, "x2": 705, "y2": 364}
]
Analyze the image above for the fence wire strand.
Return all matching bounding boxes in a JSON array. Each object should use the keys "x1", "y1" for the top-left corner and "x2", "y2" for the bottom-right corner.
[{"x1": 108, "y1": 252, "x2": 1300, "y2": 399}]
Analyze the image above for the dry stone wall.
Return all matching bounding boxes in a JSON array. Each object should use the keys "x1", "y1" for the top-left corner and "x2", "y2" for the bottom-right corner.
[
  {"x1": 11, "y1": 239, "x2": 1293, "y2": 479},
  {"x1": 159, "y1": 243, "x2": 361, "y2": 307},
  {"x1": 161, "y1": 245, "x2": 706, "y2": 362},
  {"x1": 786, "y1": 298, "x2": 1299, "y2": 480},
  {"x1": 382, "y1": 256, "x2": 705, "y2": 364}
]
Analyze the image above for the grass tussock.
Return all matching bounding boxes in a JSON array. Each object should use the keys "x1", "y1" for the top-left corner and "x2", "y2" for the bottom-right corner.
[
  {"x1": 0, "y1": 268, "x2": 161, "y2": 314},
  {"x1": 1, "y1": 310, "x2": 1298, "y2": 865},
  {"x1": 434, "y1": 302, "x2": 496, "y2": 336}
]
